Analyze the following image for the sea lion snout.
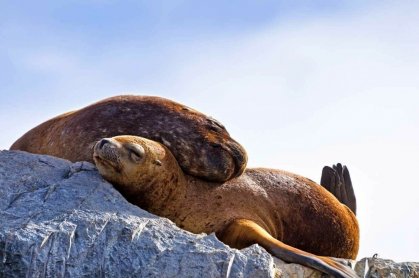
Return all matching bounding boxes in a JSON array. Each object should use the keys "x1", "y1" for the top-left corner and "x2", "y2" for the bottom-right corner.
[
  {"x1": 93, "y1": 138, "x2": 122, "y2": 170},
  {"x1": 184, "y1": 136, "x2": 247, "y2": 182},
  {"x1": 94, "y1": 138, "x2": 118, "y2": 156},
  {"x1": 97, "y1": 138, "x2": 113, "y2": 149},
  {"x1": 225, "y1": 140, "x2": 248, "y2": 179},
  {"x1": 207, "y1": 139, "x2": 248, "y2": 180}
]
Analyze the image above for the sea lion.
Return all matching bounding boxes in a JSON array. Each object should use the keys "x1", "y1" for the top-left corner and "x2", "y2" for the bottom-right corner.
[
  {"x1": 93, "y1": 135, "x2": 360, "y2": 278},
  {"x1": 10, "y1": 95, "x2": 247, "y2": 182}
]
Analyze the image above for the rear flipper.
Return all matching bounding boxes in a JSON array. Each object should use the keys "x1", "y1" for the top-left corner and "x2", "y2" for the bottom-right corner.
[
  {"x1": 217, "y1": 219, "x2": 359, "y2": 278},
  {"x1": 320, "y1": 163, "x2": 356, "y2": 215}
]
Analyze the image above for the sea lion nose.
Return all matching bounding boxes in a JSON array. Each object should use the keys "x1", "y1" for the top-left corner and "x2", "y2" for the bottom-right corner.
[
  {"x1": 227, "y1": 141, "x2": 248, "y2": 178},
  {"x1": 98, "y1": 138, "x2": 112, "y2": 149}
]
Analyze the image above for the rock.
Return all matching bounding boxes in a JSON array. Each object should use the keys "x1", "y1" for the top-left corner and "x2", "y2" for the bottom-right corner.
[
  {"x1": 0, "y1": 150, "x2": 364, "y2": 278},
  {"x1": 355, "y1": 257, "x2": 419, "y2": 278},
  {"x1": 0, "y1": 150, "x2": 274, "y2": 277},
  {"x1": 273, "y1": 258, "x2": 322, "y2": 278}
]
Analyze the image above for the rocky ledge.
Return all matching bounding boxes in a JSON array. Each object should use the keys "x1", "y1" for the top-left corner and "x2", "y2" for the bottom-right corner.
[{"x1": 0, "y1": 150, "x2": 417, "y2": 277}]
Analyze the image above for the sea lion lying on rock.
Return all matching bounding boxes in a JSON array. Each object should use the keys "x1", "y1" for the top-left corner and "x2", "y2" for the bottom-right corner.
[
  {"x1": 93, "y1": 135, "x2": 360, "y2": 278},
  {"x1": 10, "y1": 95, "x2": 247, "y2": 182}
]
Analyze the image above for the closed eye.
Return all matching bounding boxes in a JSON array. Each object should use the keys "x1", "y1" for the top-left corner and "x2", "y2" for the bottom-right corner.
[
  {"x1": 127, "y1": 144, "x2": 145, "y2": 163},
  {"x1": 130, "y1": 150, "x2": 142, "y2": 162}
]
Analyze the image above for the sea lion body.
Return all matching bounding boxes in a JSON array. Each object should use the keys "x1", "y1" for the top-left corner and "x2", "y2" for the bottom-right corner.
[
  {"x1": 94, "y1": 135, "x2": 360, "y2": 277},
  {"x1": 173, "y1": 169, "x2": 358, "y2": 258},
  {"x1": 10, "y1": 95, "x2": 247, "y2": 182}
]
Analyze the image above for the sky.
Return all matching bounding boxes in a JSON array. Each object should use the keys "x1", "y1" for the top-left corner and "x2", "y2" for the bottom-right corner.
[{"x1": 1, "y1": 0, "x2": 418, "y2": 262}]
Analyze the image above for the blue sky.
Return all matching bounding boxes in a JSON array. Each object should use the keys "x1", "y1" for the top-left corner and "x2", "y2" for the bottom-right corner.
[{"x1": 1, "y1": 1, "x2": 419, "y2": 262}]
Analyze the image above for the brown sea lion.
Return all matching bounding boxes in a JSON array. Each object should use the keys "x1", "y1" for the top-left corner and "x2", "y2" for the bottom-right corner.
[
  {"x1": 10, "y1": 95, "x2": 247, "y2": 182},
  {"x1": 93, "y1": 135, "x2": 360, "y2": 278}
]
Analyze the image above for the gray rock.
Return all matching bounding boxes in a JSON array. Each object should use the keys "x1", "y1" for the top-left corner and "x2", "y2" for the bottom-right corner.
[
  {"x1": 4, "y1": 150, "x2": 380, "y2": 278},
  {"x1": 355, "y1": 257, "x2": 419, "y2": 278},
  {"x1": 272, "y1": 257, "x2": 322, "y2": 278},
  {"x1": 0, "y1": 150, "x2": 275, "y2": 278}
]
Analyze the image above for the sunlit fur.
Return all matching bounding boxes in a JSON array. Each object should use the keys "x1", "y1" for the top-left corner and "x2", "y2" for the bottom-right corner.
[
  {"x1": 93, "y1": 135, "x2": 359, "y2": 278},
  {"x1": 11, "y1": 95, "x2": 247, "y2": 182}
]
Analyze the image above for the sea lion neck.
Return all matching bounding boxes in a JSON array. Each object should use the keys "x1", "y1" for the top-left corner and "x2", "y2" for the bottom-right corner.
[{"x1": 131, "y1": 165, "x2": 188, "y2": 216}]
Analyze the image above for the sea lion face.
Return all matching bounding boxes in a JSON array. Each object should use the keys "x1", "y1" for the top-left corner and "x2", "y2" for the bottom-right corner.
[
  {"x1": 186, "y1": 115, "x2": 247, "y2": 182},
  {"x1": 93, "y1": 135, "x2": 177, "y2": 194}
]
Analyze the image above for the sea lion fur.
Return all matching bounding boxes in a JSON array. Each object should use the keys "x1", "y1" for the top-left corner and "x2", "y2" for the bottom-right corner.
[
  {"x1": 93, "y1": 135, "x2": 360, "y2": 278},
  {"x1": 10, "y1": 95, "x2": 247, "y2": 182}
]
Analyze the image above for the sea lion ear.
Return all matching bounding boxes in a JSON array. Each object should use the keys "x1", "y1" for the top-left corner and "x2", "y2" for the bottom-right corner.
[{"x1": 154, "y1": 160, "x2": 162, "y2": 166}]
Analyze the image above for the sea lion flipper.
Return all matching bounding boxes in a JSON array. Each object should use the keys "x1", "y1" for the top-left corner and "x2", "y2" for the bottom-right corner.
[
  {"x1": 320, "y1": 166, "x2": 336, "y2": 196},
  {"x1": 217, "y1": 219, "x2": 358, "y2": 278},
  {"x1": 335, "y1": 163, "x2": 349, "y2": 208},
  {"x1": 321, "y1": 163, "x2": 357, "y2": 215},
  {"x1": 342, "y1": 165, "x2": 356, "y2": 215},
  {"x1": 321, "y1": 166, "x2": 343, "y2": 202}
]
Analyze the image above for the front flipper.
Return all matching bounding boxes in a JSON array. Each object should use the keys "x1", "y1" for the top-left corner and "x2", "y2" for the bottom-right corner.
[
  {"x1": 321, "y1": 163, "x2": 357, "y2": 215},
  {"x1": 217, "y1": 219, "x2": 359, "y2": 278}
]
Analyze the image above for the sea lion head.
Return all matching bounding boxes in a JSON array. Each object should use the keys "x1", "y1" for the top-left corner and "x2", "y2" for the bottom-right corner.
[
  {"x1": 186, "y1": 114, "x2": 248, "y2": 182},
  {"x1": 93, "y1": 135, "x2": 182, "y2": 199}
]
